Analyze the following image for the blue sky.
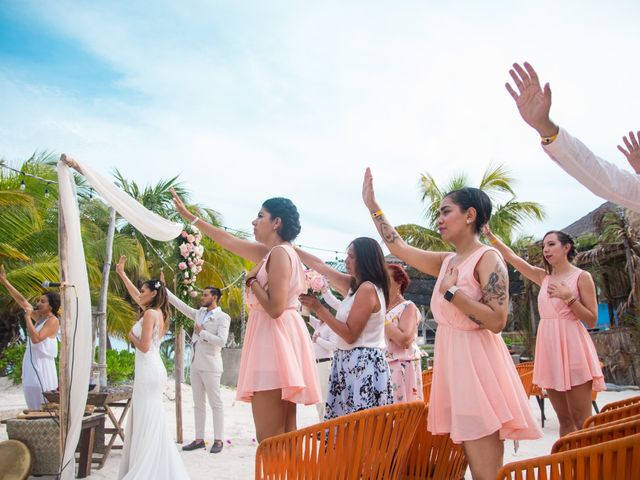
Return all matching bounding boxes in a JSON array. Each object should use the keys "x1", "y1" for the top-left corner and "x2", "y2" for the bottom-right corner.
[{"x1": 1, "y1": 1, "x2": 639, "y2": 260}]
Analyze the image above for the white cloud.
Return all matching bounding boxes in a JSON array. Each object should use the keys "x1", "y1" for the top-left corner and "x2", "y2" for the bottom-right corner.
[{"x1": 1, "y1": 1, "x2": 639, "y2": 259}]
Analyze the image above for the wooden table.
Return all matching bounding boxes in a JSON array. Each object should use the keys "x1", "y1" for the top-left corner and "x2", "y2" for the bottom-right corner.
[
  {"x1": 4, "y1": 412, "x2": 105, "y2": 477},
  {"x1": 45, "y1": 386, "x2": 132, "y2": 469}
]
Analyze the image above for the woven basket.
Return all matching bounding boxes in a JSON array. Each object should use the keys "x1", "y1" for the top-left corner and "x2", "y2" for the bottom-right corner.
[{"x1": 6, "y1": 418, "x2": 60, "y2": 475}]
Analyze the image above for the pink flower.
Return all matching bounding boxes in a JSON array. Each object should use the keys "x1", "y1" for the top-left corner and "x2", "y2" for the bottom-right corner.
[
  {"x1": 190, "y1": 291, "x2": 199, "y2": 298},
  {"x1": 179, "y1": 244, "x2": 190, "y2": 258},
  {"x1": 181, "y1": 230, "x2": 188, "y2": 238},
  {"x1": 187, "y1": 234, "x2": 195, "y2": 243},
  {"x1": 178, "y1": 262, "x2": 187, "y2": 270}
]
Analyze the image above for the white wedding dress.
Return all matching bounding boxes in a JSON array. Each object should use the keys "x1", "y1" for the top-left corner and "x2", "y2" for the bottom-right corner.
[{"x1": 118, "y1": 317, "x2": 190, "y2": 479}]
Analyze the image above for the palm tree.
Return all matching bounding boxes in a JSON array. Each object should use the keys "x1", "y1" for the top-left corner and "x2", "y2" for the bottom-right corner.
[{"x1": 397, "y1": 164, "x2": 545, "y2": 249}]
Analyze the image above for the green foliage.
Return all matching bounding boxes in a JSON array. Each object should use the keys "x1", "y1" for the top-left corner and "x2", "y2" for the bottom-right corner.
[
  {"x1": 0, "y1": 341, "x2": 25, "y2": 384},
  {"x1": 404, "y1": 163, "x2": 545, "y2": 249},
  {"x1": 106, "y1": 349, "x2": 135, "y2": 384}
]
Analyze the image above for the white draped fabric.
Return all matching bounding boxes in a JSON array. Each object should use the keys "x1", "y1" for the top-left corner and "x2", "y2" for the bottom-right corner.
[
  {"x1": 57, "y1": 158, "x2": 183, "y2": 478},
  {"x1": 76, "y1": 160, "x2": 183, "y2": 241},
  {"x1": 57, "y1": 162, "x2": 93, "y2": 480}
]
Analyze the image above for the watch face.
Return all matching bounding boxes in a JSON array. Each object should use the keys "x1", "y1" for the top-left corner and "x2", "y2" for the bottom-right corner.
[{"x1": 444, "y1": 290, "x2": 454, "y2": 302}]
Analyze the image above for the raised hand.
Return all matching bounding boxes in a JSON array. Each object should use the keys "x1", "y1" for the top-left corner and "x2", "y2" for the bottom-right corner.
[
  {"x1": 617, "y1": 130, "x2": 640, "y2": 174},
  {"x1": 481, "y1": 224, "x2": 495, "y2": 241},
  {"x1": 159, "y1": 270, "x2": 166, "y2": 284},
  {"x1": 505, "y1": 62, "x2": 558, "y2": 137},
  {"x1": 170, "y1": 188, "x2": 196, "y2": 222},
  {"x1": 362, "y1": 167, "x2": 380, "y2": 212},
  {"x1": 0, "y1": 264, "x2": 6, "y2": 283},
  {"x1": 116, "y1": 255, "x2": 127, "y2": 276},
  {"x1": 60, "y1": 154, "x2": 81, "y2": 171}
]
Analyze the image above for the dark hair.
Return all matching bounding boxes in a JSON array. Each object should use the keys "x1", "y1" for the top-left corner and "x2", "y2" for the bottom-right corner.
[
  {"x1": 443, "y1": 187, "x2": 492, "y2": 234},
  {"x1": 42, "y1": 291, "x2": 61, "y2": 316},
  {"x1": 349, "y1": 237, "x2": 390, "y2": 305},
  {"x1": 542, "y1": 230, "x2": 577, "y2": 274},
  {"x1": 204, "y1": 286, "x2": 222, "y2": 301},
  {"x1": 262, "y1": 197, "x2": 301, "y2": 242},
  {"x1": 141, "y1": 280, "x2": 170, "y2": 336},
  {"x1": 387, "y1": 263, "x2": 410, "y2": 295}
]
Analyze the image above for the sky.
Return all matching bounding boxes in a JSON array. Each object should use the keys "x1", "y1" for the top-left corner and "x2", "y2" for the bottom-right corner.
[{"x1": 1, "y1": 1, "x2": 639, "y2": 261}]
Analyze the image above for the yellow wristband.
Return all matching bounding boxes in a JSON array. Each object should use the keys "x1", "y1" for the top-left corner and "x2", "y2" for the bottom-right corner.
[
  {"x1": 384, "y1": 320, "x2": 392, "y2": 326},
  {"x1": 371, "y1": 210, "x2": 383, "y2": 219},
  {"x1": 541, "y1": 133, "x2": 558, "y2": 145},
  {"x1": 489, "y1": 237, "x2": 497, "y2": 245}
]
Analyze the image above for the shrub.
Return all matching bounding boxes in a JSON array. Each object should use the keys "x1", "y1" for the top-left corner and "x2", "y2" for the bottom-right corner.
[
  {"x1": 0, "y1": 342, "x2": 26, "y2": 385},
  {"x1": 106, "y1": 349, "x2": 135, "y2": 384}
]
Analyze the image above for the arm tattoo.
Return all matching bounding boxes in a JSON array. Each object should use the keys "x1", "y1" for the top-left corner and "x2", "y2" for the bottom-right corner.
[
  {"x1": 468, "y1": 314, "x2": 482, "y2": 326},
  {"x1": 481, "y1": 261, "x2": 507, "y2": 306},
  {"x1": 376, "y1": 218, "x2": 400, "y2": 244}
]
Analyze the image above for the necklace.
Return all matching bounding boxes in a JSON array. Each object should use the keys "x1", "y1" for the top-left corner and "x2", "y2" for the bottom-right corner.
[{"x1": 387, "y1": 296, "x2": 405, "y2": 311}]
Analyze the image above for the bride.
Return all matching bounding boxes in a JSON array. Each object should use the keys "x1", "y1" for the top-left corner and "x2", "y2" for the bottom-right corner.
[{"x1": 116, "y1": 255, "x2": 190, "y2": 479}]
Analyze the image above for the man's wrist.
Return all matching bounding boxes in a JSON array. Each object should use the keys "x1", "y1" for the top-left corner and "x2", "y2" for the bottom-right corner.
[{"x1": 534, "y1": 121, "x2": 559, "y2": 139}]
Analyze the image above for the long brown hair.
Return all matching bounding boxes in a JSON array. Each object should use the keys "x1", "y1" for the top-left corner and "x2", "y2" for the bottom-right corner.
[
  {"x1": 141, "y1": 279, "x2": 170, "y2": 336},
  {"x1": 349, "y1": 237, "x2": 390, "y2": 305}
]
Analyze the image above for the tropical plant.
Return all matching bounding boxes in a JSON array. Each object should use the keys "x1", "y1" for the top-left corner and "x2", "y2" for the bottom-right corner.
[{"x1": 397, "y1": 164, "x2": 545, "y2": 249}]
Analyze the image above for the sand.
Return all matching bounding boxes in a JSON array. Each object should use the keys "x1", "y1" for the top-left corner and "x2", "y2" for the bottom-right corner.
[{"x1": 1, "y1": 376, "x2": 638, "y2": 479}]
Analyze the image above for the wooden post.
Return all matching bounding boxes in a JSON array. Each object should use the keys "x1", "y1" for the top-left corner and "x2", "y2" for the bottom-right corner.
[
  {"x1": 57, "y1": 182, "x2": 70, "y2": 459},
  {"x1": 174, "y1": 277, "x2": 184, "y2": 443},
  {"x1": 97, "y1": 207, "x2": 116, "y2": 388}
]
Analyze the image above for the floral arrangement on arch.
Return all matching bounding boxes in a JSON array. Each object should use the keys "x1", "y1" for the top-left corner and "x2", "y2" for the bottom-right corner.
[{"x1": 177, "y1": 224, "x2": 205, "y2": 298}]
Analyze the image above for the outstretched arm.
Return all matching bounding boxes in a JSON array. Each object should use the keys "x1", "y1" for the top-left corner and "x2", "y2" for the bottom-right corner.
[
  {"x1": 295, "y1": 248, "x2": 352, "y2": 296},
  {"x1": 0, "y1": 265, "x2": 32, "y2": 311},
  {"x1": 171, "y1": 188, "x2": 268, "y2": 263},
  {"x1": 164, "y1": 285, "x2": 198, "y2": 320},
  {"x1": 115, "y1": 256, "x2": 143, "y2": 307},
  {"x1": 507, "y1": 62, "x2": 640, "y2": 212},
  {"x1": 482, "y1": 225, "x2": 545, "y2": 285},
  {"x1": 363, "y1": 168, "x2": 447, "y2": 277}
]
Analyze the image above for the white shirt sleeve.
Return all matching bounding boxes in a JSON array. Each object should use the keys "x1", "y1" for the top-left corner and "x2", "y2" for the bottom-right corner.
[
  {"x1": 165, "y1": 288, "x2": 199, "y2": 321},
  {"x1": 543, "y1": 128, "x2": 640, "y2": 212},
  {"x1": 321, "y1": 288, "x2": 342, "y2": 310}
]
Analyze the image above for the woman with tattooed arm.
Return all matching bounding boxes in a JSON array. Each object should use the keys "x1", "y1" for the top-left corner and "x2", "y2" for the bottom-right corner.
[{"x1": 363, "y1": 169, "x2": 541, "y2": 480}]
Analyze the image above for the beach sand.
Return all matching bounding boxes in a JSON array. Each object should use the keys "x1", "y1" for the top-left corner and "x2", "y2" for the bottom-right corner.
[{"x1": 1, "y1": 376, "x2": 638, "y2": 479}]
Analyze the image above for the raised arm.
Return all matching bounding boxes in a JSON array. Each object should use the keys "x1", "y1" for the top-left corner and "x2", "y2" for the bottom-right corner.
[
  {"x1": 441, "y1": 250, "x2": 509, "y2": 334},
  {"x1": 171, "y1": 188, "x2": 268, "y2": 263},
  {"x1": 363, "y1": 168, "x2": 447, "y2": 277},
  {"x1": 295, "y1": 247, "x2": 352, "y2": 296},
  {"x1": 165, "y1": 286, "x2": 198, "y2": 320},
  {"x1": 506, "y1": 62, "x2": 640, "y2": 213},
  {"x1": 0, "y1": 265, "x2": 33, "y2": 311},
  {"x1": 115, "y1": 256, "x2": 143, "y2": 307},
  {"x1": 482, "y1": 225, "x2": 545, "y2": 285}
]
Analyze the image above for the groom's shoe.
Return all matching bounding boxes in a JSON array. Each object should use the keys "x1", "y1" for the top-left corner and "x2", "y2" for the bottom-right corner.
[
  {"x1": 210, "y1": 440, "x2": 223, "y2": 454},
  {"x1": 182, "y1": 439, "x2": 206, "y2": 451}
]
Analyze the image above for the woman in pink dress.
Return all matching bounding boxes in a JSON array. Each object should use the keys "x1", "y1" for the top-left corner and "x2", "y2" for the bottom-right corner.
[
  {"x1": 172, "y1": 191, "x2": 320, "y2": 442},
  {"x1": 484, "y1": 226, "x2": 605, "y2": 436},
  {"x1": 362, "y1": 168, "x2": 541, "y2": 480},
  {"x1": 384, "y1": 263, "x2": 423, "y2": 403}
]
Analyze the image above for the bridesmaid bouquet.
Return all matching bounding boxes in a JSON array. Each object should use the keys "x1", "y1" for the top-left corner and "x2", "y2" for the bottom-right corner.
[
  {"x1": 301, "y1": 269, "x2": 326, "y2": 316},
  {"x1": 177, "y1": 224, "x2": 205, "y2": 298}
]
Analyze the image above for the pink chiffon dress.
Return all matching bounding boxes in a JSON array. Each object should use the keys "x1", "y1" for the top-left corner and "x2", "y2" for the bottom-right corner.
[
  {"x1": 534, "y1": 268, "x2": 605, "y2": 392},
  {"x1": 428, "y1": 246, "x2": 542, "y2": 444},
  {"x1": 236, "y1": 244, "x2": 321, "y2": 405}
]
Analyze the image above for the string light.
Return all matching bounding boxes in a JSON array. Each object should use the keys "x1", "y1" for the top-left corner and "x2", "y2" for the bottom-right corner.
[
  {"x1": 20, "y1": 178, "x2": 26, "y2": 190},
  {"x1": 44, "y1": 183, "x2": 50, "y2": 199}
]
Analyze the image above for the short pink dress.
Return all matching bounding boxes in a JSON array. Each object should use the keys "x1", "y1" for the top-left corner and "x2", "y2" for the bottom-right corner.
[
  {"x1": 385, "y1": 301, "x2": 423, "y2": 403},
  {"x1": 534, "y1": 268, "x2": 605, "y2": 392},
  {"x1": 236, "y1": 245, "x2": 321, "y2": 405},
  {"x1": 428, "y1": 246, "x2": 542, "y2": 444}
]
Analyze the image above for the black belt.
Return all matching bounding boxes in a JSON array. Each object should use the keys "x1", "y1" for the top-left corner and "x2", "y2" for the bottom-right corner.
[{"x1": 316, "y1": 358, "x2": 331, "y2": 363}]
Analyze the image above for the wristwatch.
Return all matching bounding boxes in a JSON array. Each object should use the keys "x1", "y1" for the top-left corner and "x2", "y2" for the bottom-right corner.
[{"x1": 444, "y1": 286, "x2": 460, "y2": 302}]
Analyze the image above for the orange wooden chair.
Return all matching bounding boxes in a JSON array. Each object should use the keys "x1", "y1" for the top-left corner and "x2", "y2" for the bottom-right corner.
[
  {"x1": 422, "y1": 369, "x2": 433, "y2": 406},
  {"x1": 552, "y1": 417, "x2": 640, "y2": 453},
  {"x1": 583, "y1": 402, "x2": 640, "y2": 429},
  {"x1": 497, "y1": 432, "x2": 640, "y2": 480},
  {"x1": 402, "y1": 406, "x2": 467, "y2": 480},
  {"x1": 255, "y1": 401, "x2": 426, "y2": 480},
  {"x1": 600, "y1": 395, "x2": 640, "y2": 414}
]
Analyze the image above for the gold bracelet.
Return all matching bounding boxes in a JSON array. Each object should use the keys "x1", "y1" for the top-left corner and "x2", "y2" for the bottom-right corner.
[
  {"x1": 541, "y1": 132, "x2": 559, "y2": 145},
  {"x1": 566, "y1": 296, "x2": 577, "y2": 307},
  {"x1": 371, "y1": 209, "x2": 383, "y2": 219}
]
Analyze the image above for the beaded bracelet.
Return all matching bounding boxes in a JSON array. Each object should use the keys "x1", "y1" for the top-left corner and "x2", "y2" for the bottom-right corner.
[{"x1": 371, "y1": 209, "x2": 383, "y2": 219}]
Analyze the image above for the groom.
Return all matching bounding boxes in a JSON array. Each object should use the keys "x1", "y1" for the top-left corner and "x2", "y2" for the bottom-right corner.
[{"x1": 164, "y1": 279, "x2": 231, "y2": 454}]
